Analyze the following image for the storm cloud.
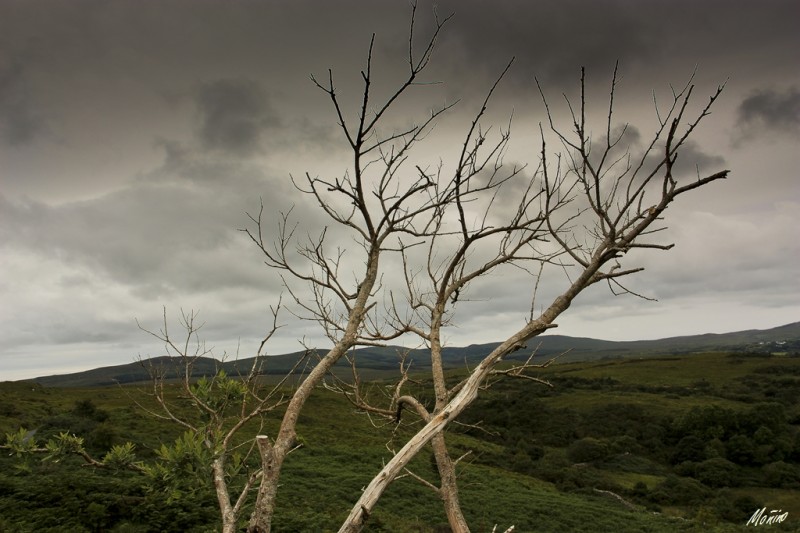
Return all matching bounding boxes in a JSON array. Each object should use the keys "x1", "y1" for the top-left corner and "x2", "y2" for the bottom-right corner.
[
  {"x1": 0, "y1": 57, "x2": 47, "y2": 145},
  {"x1": 195, "y1": 79, "x2": 280, "y2": 156},
  {"x1": 735, "y1": 87, "x2": 800, "y2": 142},
  {"x1": 1, "y1": 0, "x2": 798, "y2": 380}
]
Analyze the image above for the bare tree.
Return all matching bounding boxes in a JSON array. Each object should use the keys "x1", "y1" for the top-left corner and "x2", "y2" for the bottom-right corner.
[
  {"x1": 2, "y1": 5, "x2": 730, "y2": 531},
  {"x1": 2, "y1": 6, "x2": 728, "y2": 533},
  {"x1": 335, "y1": 60, "x2": 728, "y2": 531},
  {"x1": 237, "y1": 6, "x2": 488, "y2": 532},
  {"x1": 325, "y1": 55, "x2": 554, "y2": 531},
  {"x1": 90, "y1": 8, "x2": 471, "y2": 532}
]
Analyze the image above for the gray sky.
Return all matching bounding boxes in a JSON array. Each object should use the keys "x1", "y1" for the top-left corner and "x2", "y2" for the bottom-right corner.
[{"x1": 1, "y1": 0, "x2": 798, "y2": 380}]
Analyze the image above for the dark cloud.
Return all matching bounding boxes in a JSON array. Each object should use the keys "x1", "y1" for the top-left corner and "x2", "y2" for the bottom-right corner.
[
  {"x1": 408, "y1": 0, "x2": 800, "y2": 100},
  {"x1": 559, "y1": 118, "x2": 725, "y2": 185},
  {"x1": 430, "y1": 0, "x2": 656, "y2": 88},
  {"x1": 0, "y1": 56, "x2": 47, "y2": 145},
  {"x1": 195, "y1": 79, "x2": 279, "y2": 156},
  {"x1": 1, "y1": 0, "x2": 798, "y2": 379},
  {"x1": 735, "y1": 87, "x2": 800, "y2": 142},
  {"x1": 635, "y1": 139, "x2": 727, "y2": 182},
  {"x1": 671, "y1": 141, "x2": 727, "y2": 177},
  {"x1": 590, "y1": 123, "x2": 727, "y2": 183}
]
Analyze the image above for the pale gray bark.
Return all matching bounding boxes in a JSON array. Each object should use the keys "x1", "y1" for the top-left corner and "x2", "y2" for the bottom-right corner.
[
  {"x1": 431, "y1": 432, "x2": 470, "y2": 533},
  {"x1": 243, "y1": 8, "x2": 458, "y2": 531},
  {"x1": 247, "y1": 264, "x2": 380, "y2": 532},
  {"x1": 139, "y1": 6, "x2": 727, "y2": 532},
  {"x1": 337, "y1": 64, "x2": 728, "y2": 531}
]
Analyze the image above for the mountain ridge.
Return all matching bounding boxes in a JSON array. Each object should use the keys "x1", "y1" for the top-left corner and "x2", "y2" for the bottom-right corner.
[{"x1": 20, "y1": 321, "x2": 800, "y2": 388}]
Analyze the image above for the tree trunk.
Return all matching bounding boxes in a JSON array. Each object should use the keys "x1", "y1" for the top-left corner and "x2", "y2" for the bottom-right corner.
[
  {"x1": 249, "y1": 249, "x2": 382, "y2": 532},
  {"x1": 431, "y1": 432, "x2": 470, "y2": 532},
  {"x1": 338, "y1": 288, "x2": 579, "y2": 531},
  {"x1": 429, "y1": 314, "x2": 470, "y2": 532},
  {"x1": 247, "y1": 435, "x2": 288, "y2": 533},
  {"x1": 211, "y1": 457, "x2": 238, "y2": 533}
]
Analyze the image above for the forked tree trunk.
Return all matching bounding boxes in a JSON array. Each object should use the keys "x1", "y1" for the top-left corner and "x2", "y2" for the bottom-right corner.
[
  {"x1": 338, "y1": 386, "x2": 481, "y2": 533},
  {"x1": 339, "y1": 285, "x2": 585, "y2": 531}
]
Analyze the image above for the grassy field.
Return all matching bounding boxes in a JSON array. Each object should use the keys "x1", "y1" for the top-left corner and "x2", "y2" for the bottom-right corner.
[
  {"x1": 550, "y1": 352, "x2": 791, "y2": 386},
  {"x1": 1, "y1": 351, "x2": 799, "y2": 532}
]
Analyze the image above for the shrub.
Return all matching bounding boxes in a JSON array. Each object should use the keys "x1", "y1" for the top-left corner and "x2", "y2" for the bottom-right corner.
[
  {"x1": 726, "y1": 434, "x2": 756, "y2": 465},
  {"x1": 711, "y1": 491, "x2": 760, "y2": 524},
  {"x1": 650, "y1": 474, "x2": 710, "y2": 506},
  {"x1": 694, "y1": 457, "x2": 739, "y2": 488},
  {"x1": 567, "y1": 437, "x2": 610, "y2": 464},
  {"x1": 671, "y1": 435, "x2": 707, "y2": 464},
  {"x1": 763, "y1": 460, "x2": 800, "y2": 488}
]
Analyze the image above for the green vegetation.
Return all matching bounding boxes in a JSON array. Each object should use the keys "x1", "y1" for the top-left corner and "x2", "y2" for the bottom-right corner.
[{"x1": 2, "y1": 351, "x2": 800, "y2": 531}]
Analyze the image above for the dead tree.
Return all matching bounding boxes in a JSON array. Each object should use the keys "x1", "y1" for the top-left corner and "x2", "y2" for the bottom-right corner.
[
  {"x1": 137, "y1": 5, "x2": 726, "y2": 531},
  {"x1": 325, "y1": 54, "x2": 558, "y2": 531},
  {"x1": 237, "y1": 6, "x2": 493, "y2": 532},
  {"x1": 335, "y1": 61, "x2": 728, "y2": 532},
  {"x1": 131, "y1": 8, "x2": 468, "y2": 532}
]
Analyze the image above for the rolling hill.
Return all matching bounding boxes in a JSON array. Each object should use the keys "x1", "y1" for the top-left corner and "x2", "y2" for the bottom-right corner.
[{"x1": 22, "y1": 321, "x2": 800, "y2": 388}]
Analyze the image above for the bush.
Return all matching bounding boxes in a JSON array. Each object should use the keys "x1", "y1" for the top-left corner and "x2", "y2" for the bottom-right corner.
[
  {"x1": 72, "y1": 399, "x2": 109, "y2": 422},
  {"x1": 510, "y1": 449, "x2": 535, "y2": 474},
  {"x1": 630, "y1": 480, "x2": 648, "y2": 498},
  {"x1": 694, "y1": 457, "x2": 739, "y2": 488},
  {"x1": 650, "y1": 475, "x2": 710, "y2": 506},
  {"x1": 567, "y1": 437, "x2": 610, "y2": 464},
  {"x1": 671, "y1": 435, "x2": 707, "y2": 464},
  {"x1": 763, "y1": 460, "x2": 800, "y2": 488},
  {"x1": 713, "y1": 492, "x2": 761, "y2": 524},
  {"x1": 609, "y1": 435, "x2": 642, "y2": 455},
  {"x1": 726, "y1": 434, "x2": 756, "y2": 465}
]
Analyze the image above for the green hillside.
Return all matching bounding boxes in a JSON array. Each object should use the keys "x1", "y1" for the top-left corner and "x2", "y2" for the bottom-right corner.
[{"x1": 1, "y1": 351, "x2": 799, "y2": 531}]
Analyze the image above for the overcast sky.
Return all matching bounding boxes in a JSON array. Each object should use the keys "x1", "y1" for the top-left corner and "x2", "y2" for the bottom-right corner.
[{"x1": 1, "y1": 0, "x2": 798, "y2": 381}]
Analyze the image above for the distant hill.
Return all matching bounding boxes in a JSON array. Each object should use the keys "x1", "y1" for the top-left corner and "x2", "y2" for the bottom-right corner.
[{"x1": 24, "y1": 321, "x2": 800, "y2": 388}]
